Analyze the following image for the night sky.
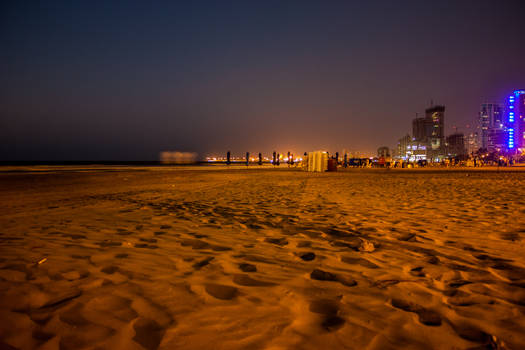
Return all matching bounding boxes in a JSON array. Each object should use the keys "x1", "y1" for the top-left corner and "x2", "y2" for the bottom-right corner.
[{"x1": 2, "y1": 0, "x2": 525, "y2": 161}]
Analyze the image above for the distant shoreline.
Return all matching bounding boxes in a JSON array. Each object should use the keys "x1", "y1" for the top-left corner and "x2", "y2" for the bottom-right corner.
[
  {"x1": 1, "y1": 164, "x2": 525, "y2": 175},
  {"x1": 0, "y1": 161, "x2": 281, "y2": 167}
]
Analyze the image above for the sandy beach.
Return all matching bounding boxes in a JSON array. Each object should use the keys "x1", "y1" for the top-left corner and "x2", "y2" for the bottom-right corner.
[{"x1": 1, "y1": 166, "x2": 524, "y2": 350}]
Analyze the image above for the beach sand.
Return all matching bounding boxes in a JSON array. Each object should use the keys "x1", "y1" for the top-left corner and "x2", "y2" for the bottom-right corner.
[{"x1": 0, "y1": 166, "x2": 524, "y2": 349}]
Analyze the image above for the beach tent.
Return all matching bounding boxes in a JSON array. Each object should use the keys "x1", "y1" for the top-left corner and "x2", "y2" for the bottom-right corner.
[{"x1": 306, "y1": 151, "x2": 329, "y2": 172}]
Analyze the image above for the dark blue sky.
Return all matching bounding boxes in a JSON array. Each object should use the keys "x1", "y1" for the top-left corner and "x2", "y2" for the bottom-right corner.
[{"x1": 1, "y1": 0, "x2": 524, "y2": 160}]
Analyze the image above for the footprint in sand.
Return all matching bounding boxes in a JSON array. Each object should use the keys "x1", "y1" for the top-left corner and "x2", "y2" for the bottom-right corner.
[
  {"x1": 500, "y1": 232, "x2": 520, "y2": 242},
  {"x1": 391, "y1": 298, "x2": 442, "y2": 326},
  {"x1": 133, "y1": 317, "x2": 164, "y2": 350},
  {"x1": 98, "y1": 240, "x2": 122, "y2": 248},
  {"x1": 239, "y1": 263, "x2": 257, "y2": 272},
  {"x1": 296, "y1": 241, "x2": 312, "y2": 248},
  {"x1": 473, "y1": 253, "x2": 510, "y2": 264},
  {"x1": 210, "y1": 245, "x2": 231, "y2": 251},
  {"x1": 310, "y1": 269, "x2": 337, "y2": 282},
  {"x1": 135, "y1": 243, "x2": 158, "y2": 249},
  {"x1": 62, "y1": 233, "x2": 86, "y2": 240},
  {"x1": 447, "y1": 279, "x2": 472, "y2": 288},
  {"x1": 59, "y1": 303, "x2": 89, "y2": 326},
  {"x1": 32, "y1": 329, "x2": 55, "y2": 344},
  {"x1": 309, "y1": 299, "x2": 345, "y2": 332},
  {"x1": 331, "y1": 239, "x2": 361, "y2": 251},
  {"x1": 180, "y1": 239, "x2": 209, "y2": 249},
  {"x1": 451, "y1": 323, "x2": 496, "y2": 347},
  {"x1": 59, "y1": 324, "x2": 115, "y2": 350},
  {"x1": 139, "y1": 238, "x2": 158, "y2": 243},
  {"x1": 341, "y1": 256, "x2": 379, "y2": 269},
  {"x1": 188, "y1": 233, "x2": 208, "y2": 239},
  {"x1": 232, "y1": 274, "x2": 276, "y2": 287},
  {"x1": 489, "y1": 262, "x2": 525, "y2": 281},
  {"x1": 299, "y1": 252, "x2": 316, "y2": 261},
  {"x1": 425, "y1": 255, "x2": 439, "y2": 264},
  {"x1": 264, "y1": 237, "x2": 288, "y2": 246},
  {"x1": 192, "y1": 257, "x2": 214, "y2": 270},
  {"x1": 85, "y1": 294, "x2": 138, "y2": 322},
  {"x1": 409, "y1": 266, "x2": 425, "y2": 277},
  {"x1": 71, "y1": 254, "x2": 90, "y2": 260},
  {"x1": 205, "y1": 283, "x2": 238, "y2": 300},
  {"x1": 116, "y1": 230, "x2": 132, "y2": 236},
  {"x1": 396, "y1": 233, "x2": 417, "y2": 242},
  {"x1": 442, "y1": 288, "x2": 470, "y2": 297},
  {"x1": 101, "y1": 266, "x2": 119, "y2": 274},
  {"x1": 310, "y1": 269, "x2": 357, "y2": 287}
]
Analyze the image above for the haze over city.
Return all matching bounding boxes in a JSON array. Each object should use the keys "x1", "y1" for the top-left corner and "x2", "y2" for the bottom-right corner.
[{"x1": 2, "y1": 0, "x2": 525, "y2": 160}]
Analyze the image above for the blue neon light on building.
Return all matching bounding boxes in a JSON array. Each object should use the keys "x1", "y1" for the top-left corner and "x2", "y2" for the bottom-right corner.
[{"x1": 507, "y1": 90, "x2": 525, "y2": 151}]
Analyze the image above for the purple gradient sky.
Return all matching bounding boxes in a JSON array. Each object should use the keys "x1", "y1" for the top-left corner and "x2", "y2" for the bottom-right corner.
[{"x1": 1, "y1": 0, "x2": 524, "y2": 160}]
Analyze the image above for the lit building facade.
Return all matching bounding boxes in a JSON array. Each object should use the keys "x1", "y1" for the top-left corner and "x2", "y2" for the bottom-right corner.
[
  {"x1": 406, "y1": 141, "x2": 427, "y2": 161},
  {"x1": 393, "y1": 134, "x2": 427, "y2": 161},
  {"x1": 425, "y1": 105, "x2": 445, "y2": 153},
  {"x1": 409, "y1": 105, "x2": 445, "y2": 161},
  {"x1": 507, "y1": 90, "x2": 525, "y2": 151},
  {"x1": 377, "y1": 146, "x2": 390, "y2": 158},
  {"x1": 487, "y1": 129, "x2": 506, "y2": 153},
  {"x1": 445, "y1": 133, "x2": 466, "y2": 158},
  {"x1": 465, "y1": 131, "x2": 479, "y2": 155},
  {"x1": 412, "y1": 117, "x2": 432, "y2": 143},
  {"x1": 394, "y1": 134, "x2": 411, "y2": 159},
  {"x1": 479, "y1": 103, "x2": 503, "y2": 151}
]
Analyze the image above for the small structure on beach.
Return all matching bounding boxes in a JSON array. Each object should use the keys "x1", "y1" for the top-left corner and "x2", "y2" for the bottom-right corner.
[{"x1": 305, "y1": 151, "x2": 329, "y2": 172}]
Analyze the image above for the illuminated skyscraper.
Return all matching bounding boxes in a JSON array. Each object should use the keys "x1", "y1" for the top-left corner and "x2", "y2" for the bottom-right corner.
[
  {"x1": 465, "y1": 131, "x2": 479, "y2": 155},
  {"x1": 408, "y1": 105, "x2": 445, "y2": 161},
  {"x1": 412, "y1": 116, "x2": 432, "y2": 143},
  {"x1": 424, "y1": 105, "x2": 445, "y2": 152},
  {"x1": 446, "y1": 133, "x2": 466, "y2": 157},
  {"x1": 507, "y1": 90, "x2": 525, "y2": 151},
  {"x1": 394, "y1": 134, "x2": 411, "y2": 159},
  {"x1": 479, "y1": 103, "x2": 503, "y2": 150}
]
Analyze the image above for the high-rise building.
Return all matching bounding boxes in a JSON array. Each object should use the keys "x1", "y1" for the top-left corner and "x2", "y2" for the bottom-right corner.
[
  {"x1": 465, "y1": 131, "x2": 479, "y2": 155},
  {"x1": 409, "y1": 105, "x2": 445, "y2": 161},
  {"x1": 394, "y1": 134, "x2": 411, "y2": 159},
  {"x1": 487, "y1": 129, "x2": 506, "y2": 152},
  {"x1": 393, "y1": 134, "x2": 428, "y2": 161},
  {"x1": 377, "y1": 146, "x2": 390, "y2": 158},
  {"x1": 479, "y1": 103, "x2": 503, "y2": 151},
  {"x1": 412, "y1": 116, "x2": 430, "y2": 143},
  {"x1": 446, "y1": 133, "x2": 466, "y2": 157},
  {"x1": 425, "y1": 105, "x2": 445, "y2": 152},
  {"x1": 463, "y1": 123, "x2": 479, "y2": 155},
  {"x1": 507, "y1": 90, "x2": 525, "y2": 151}
]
